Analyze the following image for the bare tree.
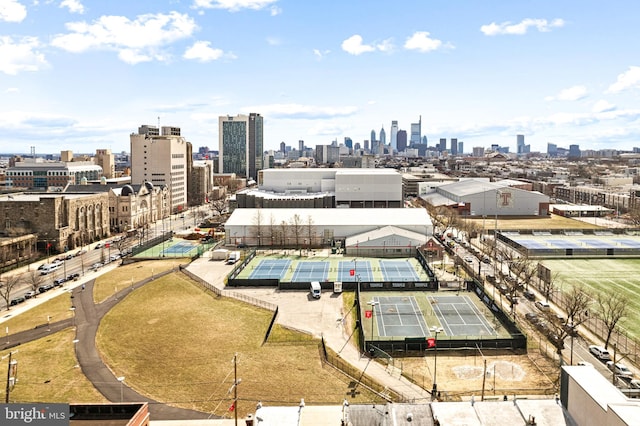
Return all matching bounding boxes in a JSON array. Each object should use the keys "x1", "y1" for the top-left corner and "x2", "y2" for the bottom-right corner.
[
  {"x1": 544, "y1": 285, "x2": 592, "y2": 358},
  {"x1": 305, "y1": 215, "x2": 315, "y2": 250},
  {"x1": 596, "y1": 291, "x2": 628, "y2": 349},
  {"x1": 289, "y1": 214, "x2": 304, "y2": 253},
  {"x1": 279, "y1": 220, "x2": 288, "y2": 247},
  {"x1": 252, "y1": 210, "x2": 265, "y2": 247},
  {"x1": 539, "y1": 271, "x2": 559, "y2": 303},
  {"x1": 268, "y1": 213, "x2": 278, "y2": 247},
  {"x1": 24, "y1": 270, "x2": 44, "y2": 297},
  {"x1": 211, "y1": 199, "x2": 227, "y2": 216},
  {"x1": 0, "y1": 273, "x2": 22, "y2": 310}
]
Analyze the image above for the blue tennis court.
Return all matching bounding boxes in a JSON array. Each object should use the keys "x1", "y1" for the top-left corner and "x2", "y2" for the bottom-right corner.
[
  {"x1": 547, "y1": 239, "x2": 581, "y2": 249},
  {"x1": 613, "y1": 239, "x2": 640, "y2": 248},
  {"x1": 380, "y1": 260, "x2": 420, "y2": 281},
  {"x1": 249, "y1": 259, "x2": 291, "y2": 280},
  {"x1": 162, "y1": 241, "x2": 199, "y2": 256},
  {"x1": 292, "y1": 261, "x2": 329, "y2": 282},
  {"x1": 579, "y1": 239, "x2": 613, "y2": 249},
  {"x1": 337, "y1": 260, "x2": 373, "y2": 281},
  {"x1": 518, "y1": 239, "x2": 548, "y2": 249},
  {"x1": 428, "y1": 295, "x2": 496, "y2": 337},
  {"x1": 371, "y1": 295, "x2": 429, "y2": 338}
]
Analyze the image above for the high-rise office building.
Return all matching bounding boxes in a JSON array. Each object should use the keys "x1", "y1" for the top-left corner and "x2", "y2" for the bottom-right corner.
[
  {"x1": 397, "y1": 130, "x2": 407, "y2": 152},
  {"x1": 410, "y1": 116, "x2": 421, "y2": 144},
  {"x1": 458, "y1": 141, "x2": 463, "y2": 155},
  {"x1": 390, "y1": 120, "x2": 398, "y2": 150},
  {"x1": 472, "y1": 147, "x2": 485, "y2": 157},
  {"x1": 568, "y1": 144, "x2": 581, "y2": 158},
  {"x1": 280, "y1": 141, "x2": 286, "y2": 153},
  {"x1": 130, "y1": 125, "x2": 188, "y2": 213},
  {"x1": 438, "y1": 138, "x2": 446, "y2": 152},
  {"x1": 516, "y1": 134, "x2": 530, "y2": 155},
  {"x1": 371, "y1": 129, "x2": 376, "y2": 144},
  {"x1": 298, "y1": 140, "x2": 304, "y2": 152},
  {"x1": 547, "y1": 143, "x2": 558, "y2": 157},
  {"x1": 344, "y1": 137, "x2": 353, "y2": 149},
  {"x1": 451, "y1": 138, "x2": 458, "y2": 156},
  {"x1": 379, "y1": 126, "x2": 386, "y2": 145},
  {"x1": 218, "y1": 113, "x2": 263, "y2": 180}
]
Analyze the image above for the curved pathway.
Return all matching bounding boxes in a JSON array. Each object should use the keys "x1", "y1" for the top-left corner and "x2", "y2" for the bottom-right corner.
[{"x1": 2, "y1": 271, "x2": 213, "y2": 421}]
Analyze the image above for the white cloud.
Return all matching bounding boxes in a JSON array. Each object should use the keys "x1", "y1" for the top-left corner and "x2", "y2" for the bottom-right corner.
[
  {"x1": 266, "y1": 36, "x2": 281, "y2": 46},
  {"x1": 313, "y1": 49, "x2": 330, "y2": 60},
  {"x1": 480, "y1": 18, "x2": 564, "y2": 36},
  {"x1": 0, "y1": 36, "x2": 48, "y2": 75},
  {"x1": 183, "y1": 41, "x2": 224, "y2": 62},
  {"x1": 404, "y1": 31, "x2": 443, "y2": 52},
  {"x1": 0, "y1": 0, "x2": 27, "y2": 22},
  {"x1": 5, "y1": 87, "x2": 19, "y2": 93},
  {"x1": 341, "y1": 35, "x2": 375, "y2": 55},
  {"x1": 50, "y1": 12, "x2": 197, "y2": 63},
  {"x1": 545, "y1": 85, "x2": 588, "y2": 101},
  {"x1": 270, "y1": 5, "x2": 281, "y2": 16},
  {"x1": 376, "y1": 38, "x2": 394, "y2": 53},
  {"x1": 192, "y1": 0, "x2": 277, "y2": 12},
  {"x1": 592, "y1": 100, "x2": 616, "y2": 113},
  {"x1": 246, "y1": 103, "x2": 358, "y2": 119},
  {"x1": 606, "y1": 66, "x2": 640, "y2": 93},
  {"x1": 60, "y1": 0, "x2": 84, "y2": 14}
]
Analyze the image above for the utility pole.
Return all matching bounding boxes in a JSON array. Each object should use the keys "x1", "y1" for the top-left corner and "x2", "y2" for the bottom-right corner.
[{"x1": 4, "y1": 350, "x2": 18, "y2": 403}]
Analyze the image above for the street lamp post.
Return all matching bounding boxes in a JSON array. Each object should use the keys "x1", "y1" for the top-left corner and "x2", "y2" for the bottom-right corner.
[
  {"x1": 367, "y1": 301, "x2": 380, "y2": 348},
  {"x1": 430, "y1": 326, "x2": 444, "y2": 395},
  {"x1": 117, "y1": 376, "x2": 125, "y2": 402},
  {"x1": 72, "y1": 339, "x2": 79, "y2": 368}
]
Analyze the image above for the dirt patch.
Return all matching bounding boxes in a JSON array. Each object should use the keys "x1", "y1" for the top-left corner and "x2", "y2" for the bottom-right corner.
[{"x1": 397, "y1": 351, "x2": 557, "y2": 400}]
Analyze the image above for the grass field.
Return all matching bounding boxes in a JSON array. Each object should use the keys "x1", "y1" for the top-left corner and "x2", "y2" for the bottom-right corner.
[
  {"x1": 93, "y1": 259, "x2": 188, "y2": 303},
  {"x1": 1, "y1": 290, "x2": 74, "y2": 334},
  {"x1": 1, "y1": 328, "x2": 107, "y2": 403},
  {"x1": 463, "y1": 214, "x2": 602, "y2": 231},
  {"x1": 542, "y1": 258, "x2": 640, "y2": 339},
  {"x1": 96, "y1": 272, "x2": 380, "y2": 419}
]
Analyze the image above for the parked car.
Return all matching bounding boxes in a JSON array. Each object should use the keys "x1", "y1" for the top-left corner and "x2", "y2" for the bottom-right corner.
[
  {"x1": 10, "y1": 295, "x2": 26, "y2": 305},
  {"x1": 67, "y1": 273, "x2": 80, "y2": 281},
  {"x1": 482, "y1": 256, "x2": 491, "y2": 264},
  {"x1": 91, "y1": 262, "x2": 103, "y2": 270},
  {"x1": 464, "y1": 256, "x2": 473, "y2": 263},
  {"x1": 65, "y1": 253, "x2": 74, "y2": 260},
  {"x1": 74, "y1": 249, "x2": 87, "y2": 257},
  {"x1": 589, "y1": 345, "x2": 612, "y2": 361},
  {"x1": 24, "y1": 290, "x2": 36, "y2": 299},
  {"x1": 523, "y1": 291, "x2": 536, "y2": 301},
  {"x1": 525, "y1": 312, "x2": 539, "y2": 324},
  {"x1": 53, "y1": 277, "x2": 67, "y2": 286},
  {"x1": 94, "y1": 242, "x2": 103, "y2": 249},
  {"x1": 630, "y1": 379, "x2": 640, "y2": 389},
  {"x1": 577, "y1": 361, "x2": 593, "y2": 367},
  {"x1": 607, "y1": 361, "x2": 634, "y2": 379},
  {"x1": 535, "y1": 301, "x2": 551, "y2": 311},
  {"x1": 38, "y1": 283, "x2": 54, "y2": 293}
]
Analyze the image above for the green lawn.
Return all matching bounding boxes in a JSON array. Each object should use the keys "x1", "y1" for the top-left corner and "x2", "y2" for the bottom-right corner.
[
  {"x1": 542, "y1": 258, "x2": 640, "y2": 339},
  {"x1": 1, "y1": 328, "x2": 107, "y2": 403},
  {"x1": 1, "y1": 290, "x2": 74, "y2": 335},
  {"x1": 96, "y1": 272, "x2": 379, "y2": 419}
]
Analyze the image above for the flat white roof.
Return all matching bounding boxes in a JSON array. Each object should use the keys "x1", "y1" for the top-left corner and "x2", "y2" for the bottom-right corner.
[
  {"x1": 226, "y1": 208, "x2": 432, "y2": 228},
  {"x1": 564, "y1": 366, "x2": 628, "y2": 410}
]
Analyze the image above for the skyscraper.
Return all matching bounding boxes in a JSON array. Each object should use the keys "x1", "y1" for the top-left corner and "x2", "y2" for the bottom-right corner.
[
  {"x1": 438, "y1": 138, "x2": 446, "y2": 152},
  {"x1": 379, "y1": 126, "x2": 386, "y2": 146},
  {"x1": 371, "y1": 129, "x2": 376, "y2": 144},
  {"x1": 344, "y1": 137, "x2": 353, "y2": 149},
  {"x1": 390, "y1": 120, "x2": 398, "y2": 150},
  {"x1": 410, "y1": 116, "x2": 421, "y2": 145},
  {"x1": 451, "y1": 138, "x2": 458, "y2": 156},
  {"x1": 298, "y1": 140, "x2": 304, "y2": 152},
  {"x1": 397, "y1": 130, "x2": 407, "y2": 152},
  {"x1": 516, "y1": 134, "x2": 530, "y2": 155},
  {"x1": 219, "y1": 113, "x2": 263, "y2": 180}
]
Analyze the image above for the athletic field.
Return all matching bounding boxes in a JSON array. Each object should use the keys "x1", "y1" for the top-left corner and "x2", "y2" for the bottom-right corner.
[{"x1": 542, "y1": 258, "x2": 640, "y2": 339}]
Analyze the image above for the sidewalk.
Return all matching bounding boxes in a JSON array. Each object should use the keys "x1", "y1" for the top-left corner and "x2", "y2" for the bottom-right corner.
[{"x1": 186, "y1": 253, "x2": 430, "y2": 402}]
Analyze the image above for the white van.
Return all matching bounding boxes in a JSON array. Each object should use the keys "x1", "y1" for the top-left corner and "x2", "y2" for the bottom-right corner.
[
  {"x1": 310, "y1": 281, "x2": 321, "y2": 299},
  {"x1": 40, "y1": 263, "x2": 62, "y2": 275}
]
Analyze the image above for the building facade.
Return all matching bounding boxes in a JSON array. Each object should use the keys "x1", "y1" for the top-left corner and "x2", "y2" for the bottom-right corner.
[
  {"x1": 130, "y1": 125, "x2": 188, "y2": 213},
  {"x1": 6, "y1": 158, "x2": 103, "y2": 190},
  {"x1": 219, "y1": 113, "x2": 264, "y2": 181}
]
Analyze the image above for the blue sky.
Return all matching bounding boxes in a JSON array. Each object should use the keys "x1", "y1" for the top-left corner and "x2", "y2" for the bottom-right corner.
[{"x1": 1, "y1": 0, "x2": 640, "y2": 155}]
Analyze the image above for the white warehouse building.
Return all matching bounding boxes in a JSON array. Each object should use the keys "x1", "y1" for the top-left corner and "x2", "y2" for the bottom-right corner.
[
  {"x1": 420, "y1": 179, "x2": 550, "y2": 217},
  {"x1": 248, "y1": 168, "x2": 402, "y2": 208},
  {"x1": 224, "y1": 208, "x2": 432, "y2": 249}
]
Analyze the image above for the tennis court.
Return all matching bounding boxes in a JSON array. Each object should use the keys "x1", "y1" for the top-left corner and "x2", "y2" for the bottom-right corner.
[
  {"x1": 161, "y1": 241, "x2": 199, "y2": 256},
  {"x1": 428, "y1": 295, "x2": 497, "y2": 336},
  {"x1": 249, "y1": 259, "x2": 291, "y2": 280},
  {"x1": 337, "y1": 260, "x2": 373, "y2": 281},
  {"x1": 370, "y1": 295, "x2": 429, "y2": 337},
  {"x1": 380, "y1": 260, "x2": 420, "y2": 282},
  {"x1": 291, "y1": 261, "x2": 330, "y2": 282}
]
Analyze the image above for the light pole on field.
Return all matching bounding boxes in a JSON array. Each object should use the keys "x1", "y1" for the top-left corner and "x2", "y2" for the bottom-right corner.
[
  {"x1": 117, "y1": 376, "x2": 125, "y2": 402},
  {"x1": 367, "y1": 300, "x2": 379, "y2": 349},
  {"x1": 430, "y1": 326, "x2": 444, "y2": 394}
]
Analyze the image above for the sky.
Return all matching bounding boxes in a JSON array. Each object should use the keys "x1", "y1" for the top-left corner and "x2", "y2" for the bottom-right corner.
[{"x1": 1, "y1": 0, "x2": 640, "y2": 155}]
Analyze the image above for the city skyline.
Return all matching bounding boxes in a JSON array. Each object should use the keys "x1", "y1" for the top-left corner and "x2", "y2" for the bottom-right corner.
[{"x1": 1, "y1": 0, "x2": 640, "y2": 154}]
